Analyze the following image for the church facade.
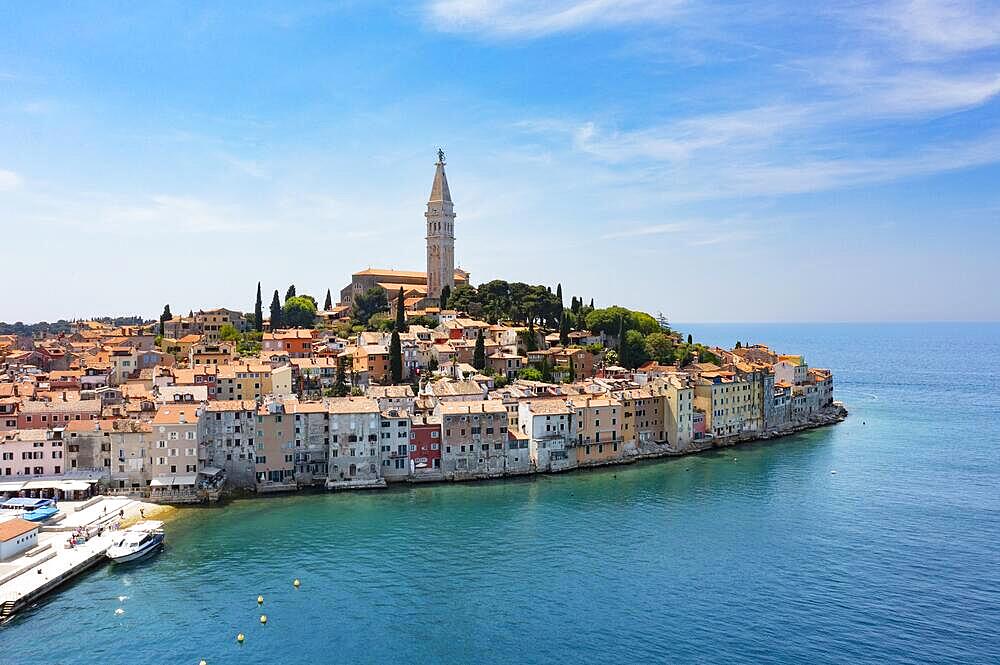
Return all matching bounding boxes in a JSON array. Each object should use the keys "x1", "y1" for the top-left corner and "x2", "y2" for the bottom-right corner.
[{"x1": 339, "y1": 151, "x2": 468, "y2": 310}]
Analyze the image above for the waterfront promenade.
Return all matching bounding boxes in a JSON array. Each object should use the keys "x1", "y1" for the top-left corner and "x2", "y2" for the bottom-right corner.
[{"x1": 0, "y1": 497, "x2": 163, "y2": 618}]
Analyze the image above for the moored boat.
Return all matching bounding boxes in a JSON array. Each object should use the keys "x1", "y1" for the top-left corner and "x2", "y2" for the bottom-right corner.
[
  {"x1": 106, "y1": 521, "x2": 165, "y2": 563},
  {"x1": 2, "y1": 497, "x2": 59, "y2": 521},
  {"x1": 23, "y1": 504, "x2": 59, "y2": 522}
]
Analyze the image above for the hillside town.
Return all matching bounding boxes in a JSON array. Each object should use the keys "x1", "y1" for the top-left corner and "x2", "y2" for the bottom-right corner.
[{"x1": 0, "y1": 153, "x2": 844, "y2": 505}]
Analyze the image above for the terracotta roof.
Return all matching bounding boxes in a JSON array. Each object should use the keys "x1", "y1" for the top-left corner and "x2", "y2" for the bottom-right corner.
[
  {"x1": 152, "y1": 405, "x2": 201, "y2": 425},
  {"x1": 439, "y1": 400, "x2": 506, "y2": 415},
  {"x1": 0, "y1": 518, "x2": 37, "y2": 542},
  {"x1": 326, "y1": 397, "x2": 380, "y2": 415},
  {"x1": 522, "y1": 399, "x2": 573, "y2": 415},
  {"x1": 205, "y1": 400, "x2": 257, "y2": 412}
]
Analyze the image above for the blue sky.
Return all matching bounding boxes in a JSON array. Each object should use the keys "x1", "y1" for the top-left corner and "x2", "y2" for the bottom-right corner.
[{"x1": 1, "y1": 0, "x2": 998, "y2": 322}]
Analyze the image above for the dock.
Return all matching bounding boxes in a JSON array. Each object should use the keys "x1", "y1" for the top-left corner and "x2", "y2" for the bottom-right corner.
[{"x1": 0, "y1": 496, "x2": 160, "y2": 619}]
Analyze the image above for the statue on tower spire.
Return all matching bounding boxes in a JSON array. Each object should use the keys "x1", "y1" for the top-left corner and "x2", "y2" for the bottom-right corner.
[{"x1": 437, "y1": 147, "x2": 445, "y2": 164}]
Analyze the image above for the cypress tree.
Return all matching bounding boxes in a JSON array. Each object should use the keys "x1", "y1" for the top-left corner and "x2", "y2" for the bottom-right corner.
[
  {"x1": 324, "y1": 289, "x2": 333, "y2": 311},
  {"x1": 439, "y1": 284, "x2": 451, "y2": 309},
  {"x1": 473, "y1": 330, "x2": 486, "y2": 370},
  {"x1": 556, "y1": 283, "x2": 563, "y2": 304},
  {"x1": 395, "y1": 288, "x2": 407, "y2": 332},
  {"x1": 285, "y1": 284, "x2": 296, "y2": 301},
  {"x1": 589, "y1": 298, "x2": 594, "y2": 308},
  {"x1": 334, "y1": 357, "x2": 348, "y2": 396},
  {"x1": 389, "y1": 330, "x2": 403, "y2": 384},
  {"x1": 559, "y1": 310, "x2": 570, "y2": 346},
  {"x1": 617, "y1": 316, "x2": 626, "y2": 367},
  {"x1": 159, "y1": 304, "x2": 172, "y2": 337},
  {"x1": 270, "y1": 290, "x2": 282, "y2": 329},
  {"x1": 254, "y1": 282, "x2": 263, "y2": 332},
  {"x1": 735, "y1": 340, "x2": 742, "y2": 349}
]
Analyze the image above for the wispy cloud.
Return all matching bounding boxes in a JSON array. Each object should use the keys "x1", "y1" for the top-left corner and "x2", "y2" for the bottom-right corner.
[
  {"x1": 859, "y1": 0, "x2": 1000, "y2": 60},
  {"x1": 0, "y1": 169, "x2": 22, "y2": 191},
  {"x1": 218, "y1": 153, "x2": 269, "y2": 178},
  {"x1": 601, "y1": 222, "x2": 688, "y2": 239},
  {"x1": 426, "y1": 0, "x2": 687, "y2": 38}
]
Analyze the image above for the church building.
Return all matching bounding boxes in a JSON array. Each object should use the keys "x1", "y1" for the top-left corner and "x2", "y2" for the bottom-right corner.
[{"x1": 339, "y1": 151, "x2": 469, "y2": 310}]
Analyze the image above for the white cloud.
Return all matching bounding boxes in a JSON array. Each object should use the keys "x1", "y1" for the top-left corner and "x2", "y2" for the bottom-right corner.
[
  {"x1": 426, "y1": 0, "x2": 686, "y2": 38},
  {"x1": 601, "y1": 222, "x2": 688, "y2": 239},
  {"x1": 218, "y1": 153, "x2": 269, "y2": 178},
  {"x1": 865, "y1": 0, "x2": 1000, "y2": 60},
  {"x1": 0, "y1": 169, "x2": 22, "y2": 191}
]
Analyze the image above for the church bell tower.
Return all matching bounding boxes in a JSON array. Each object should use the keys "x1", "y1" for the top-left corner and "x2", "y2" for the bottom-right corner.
[{"x1": 426, "y1": 148, "x2": 455, "y2": 302}]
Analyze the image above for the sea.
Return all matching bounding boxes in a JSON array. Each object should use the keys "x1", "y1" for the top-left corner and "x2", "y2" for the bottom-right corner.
[{"x1": 2, "y1": 323, "x2": 998, "y2": 664}]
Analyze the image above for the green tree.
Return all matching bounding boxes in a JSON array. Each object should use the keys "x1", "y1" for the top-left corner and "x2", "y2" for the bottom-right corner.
[
  {"x1": 285, "y1": 284, "x2": 296, "y2": 301},
  {"x1": 556, "y1": 283, "x2": 563, "y2": 305},
  {"x1": 407, "y1": 315, "x2": 439, "y2": 328},
  {"x1": 351, "y1": 287, "x2": 389, "y2": 327},
  {"x1": 269, "y1": 290, "x2": 283, "y2": 329},
  {"x1": 473, "y1": 330, "x2": 486, "y2": 370},
  {"x1": 334, "y1": 357, "x2": 349, "y2": 397},
  {"x1": 539, "y1": 356, "x2": 553, "y2": 382},
  {"x1": 394, "y1": 288, "x2": 407, "y2": 332},
  {"x1": 238, "y1": 331, "x2": 262, "y2": 356},
  {"x1": 517, "y1": 328, "x2": 538, "y2": 353},
  {"x1": 219, "y1": 324, "x2": 240, "y2": 341},
  {"x1": 159, "y1": 304, "x2": 171, "y2": 337},
  {"x1": 478, "y1": 280, "x2": 511, "y2": 323},
  {"x1": 439, "y1": 284, "x2": 451, "y2": 309},
  {"x1": 324, "y1": 289, "x2": 333, "y2": 311},
  {"x1": 254, "y1": 282, "x2": 263, "y2": 332},
  {"x1": 368, "y1": 313, "x2": 395, "y2": 332},
  {"x1": 687, "y1": 333, "x2": 693, "y2": 344},
  {"x1": 629, "y1": 311, "x2": 660, "y2": 336},
  {"x1": 586, "y1": 306, "x2": 632, "y2": 336},
  {"x1": 676, "y1": 347, "x2": 693, "y2": 367},
  {"x1": 518, "y1": 367, "x2": 543, "y2": 381},
  {"x1": 694, "y1": 345, "x2": 720, "y2": 365},
  {"x1": 389, "y1": 330, "x2": 403, "y2": 384},
  {"x1": 447, "y1": 284, "x2": 481, "y2": 316},
  {"x1": 559, "y1": 310, "x2": 570, "y2": 346},
  {"x1": 644, "y1": 332, "x2": 675, "y2": 364},
  {"x1": 283, "y1": 296, "x2": 317, "y2": 328},
  {"x1": 735, "y1": 340, "x2": 742, "y2": 349},
  {"x1": 621, "y1": 330, "x2": 649, "y2": 369}
]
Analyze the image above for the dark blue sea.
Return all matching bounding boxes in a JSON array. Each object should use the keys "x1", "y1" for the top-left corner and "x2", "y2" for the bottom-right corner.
[{"x1": 2, "y1": 323, "x2": 998, "y2": 664}]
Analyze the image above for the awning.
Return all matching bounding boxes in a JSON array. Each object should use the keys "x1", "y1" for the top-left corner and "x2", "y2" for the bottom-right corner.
[
  {"x1": 58, "y1": 481, "x2": 93, "y2": 492},
  {"x1": 22, "y1": 480, "x2": 63, "y2": 490},
  {"x1": 151, "y1": 474, "x2": 198, "y2": 488},
  {"x1": 0, "y1": 481, "x2": 25, "y2": 492},
  {"x1": 199, "y1": 466, "x2": 223, "y2": 477}
]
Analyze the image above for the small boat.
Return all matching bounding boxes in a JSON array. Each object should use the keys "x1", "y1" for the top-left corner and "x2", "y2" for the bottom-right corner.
[
  {"x1": 2, "y1": 497, "x2": 58, "y2": 521},
  {"x1": 106, "y1": 521, "x2": 165, "y2": 563},
  {"x1": 23, "y1": 504, "x2": 59, "y2": 522}
]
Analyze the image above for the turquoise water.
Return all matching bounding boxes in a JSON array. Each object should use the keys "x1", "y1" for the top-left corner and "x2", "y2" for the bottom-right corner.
[{"x1": 3, "y1": 323, "x2": 999, "y2": 664}]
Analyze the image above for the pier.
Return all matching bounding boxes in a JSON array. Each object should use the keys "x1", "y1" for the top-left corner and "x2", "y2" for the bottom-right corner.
[{"x1": 0, "y1": 497, "x2": 161, "y2": 619}]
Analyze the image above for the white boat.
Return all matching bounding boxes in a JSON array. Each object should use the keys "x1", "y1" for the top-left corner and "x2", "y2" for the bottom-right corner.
[{"x1": 106, "y1": 521, "x2": 165, "y2": 563}]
